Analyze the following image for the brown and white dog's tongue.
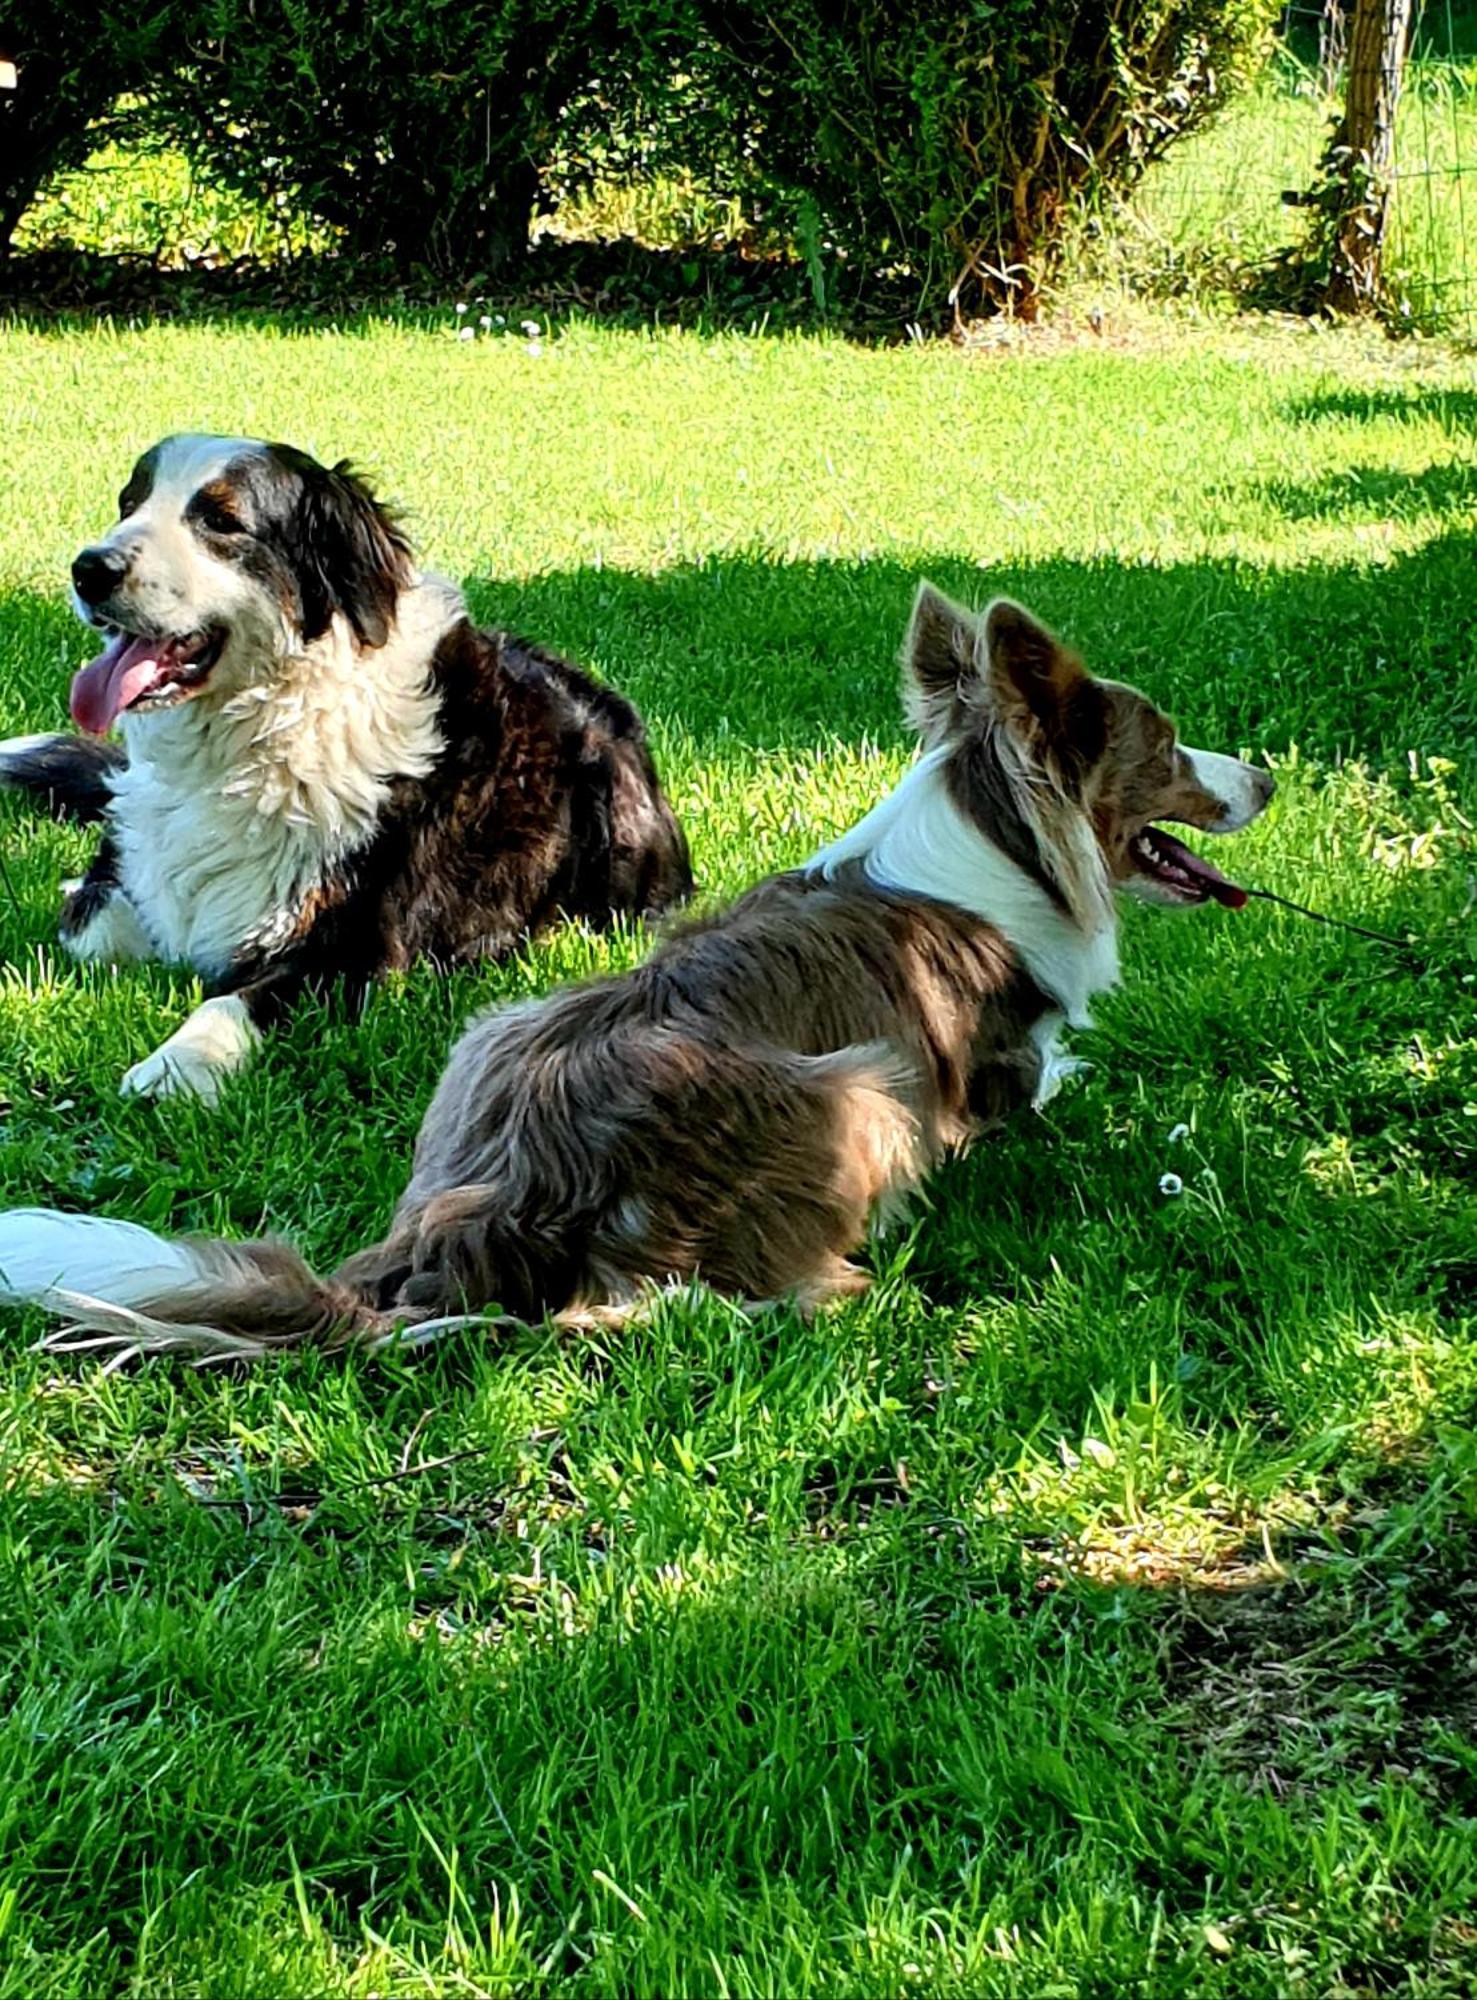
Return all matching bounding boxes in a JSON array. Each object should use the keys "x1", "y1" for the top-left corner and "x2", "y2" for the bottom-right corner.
[
  {"x1": 1150, "y1": 828, "x2": 1248, "y2": 909},
  {"x1": 70, "y1": 635, "x2": 178, "y2": 735}
]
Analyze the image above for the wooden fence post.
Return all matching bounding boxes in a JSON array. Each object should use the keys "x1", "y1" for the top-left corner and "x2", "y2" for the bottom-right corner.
[{"x1": 1324, "y1": 0, "x2": 1416, "y2": 311}]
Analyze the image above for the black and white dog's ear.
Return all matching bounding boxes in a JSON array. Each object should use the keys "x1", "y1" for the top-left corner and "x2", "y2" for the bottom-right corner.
[{"x1": 292, "y1": 457, "x2": 413, "y2": 649}]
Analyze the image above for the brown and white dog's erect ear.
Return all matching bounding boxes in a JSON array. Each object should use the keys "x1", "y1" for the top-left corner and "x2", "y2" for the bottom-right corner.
[
  {"x1": 902, "y1": 582, "x2": 987, "y2": 746},
  {"x1": 982, "y1": 598, "x2": 1105, "y2": 771}
]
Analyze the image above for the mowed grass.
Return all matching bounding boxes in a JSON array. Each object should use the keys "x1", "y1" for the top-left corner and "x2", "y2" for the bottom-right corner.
[{"x1": 1, "y1": 317, "x2": 1476, "y2": 1998}]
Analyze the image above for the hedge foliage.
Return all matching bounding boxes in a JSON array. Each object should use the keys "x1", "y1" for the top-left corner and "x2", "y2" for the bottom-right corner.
[
  {"x1": 679, "y1": 0, "x2": 1283, "y2": 316},
  {"x1": 5, "y1": 0, "x2": 1280, "y2": 316},
  {"x1": 155, "y1": 0, "x2": 609, "y2": 274},
  {"x1": 0, "y1": 4, "x2": 169, "y2": 256}
]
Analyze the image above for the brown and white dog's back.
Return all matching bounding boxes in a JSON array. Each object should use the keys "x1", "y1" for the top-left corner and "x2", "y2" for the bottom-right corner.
[
  {"x1": 0, "y1": 435, "x2": 691, "y2": 1101},
  {"x1": 0, "y1": 585, "x2": 1271, "y2": 1359}
]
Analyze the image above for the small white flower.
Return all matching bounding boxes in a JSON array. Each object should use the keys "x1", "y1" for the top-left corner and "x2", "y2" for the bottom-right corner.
[
  {"x1": 480, "y1": 315, "x2": 493, "y2": 328},
  {"x1": 526, "y1": 339, "x2": 543, "y2": 357},
  {"x1": 494, "y1": 314, "x2": 506, "y2": 326},
  {"x1": 521, "y1": 318, "x2": 540, "y2": 336},
  {"x1": 456, "y1": 301, "x2": 468, "y2": 314},
  {"x1": 1158, "y1": 1172, "x2": 1184, "y2": 1197},
  {"x1": 1167, "y1": 1122, "x2": 1190, "y2": 1145},
  {"x1": 457, "y1": 326, "x2": 475, "y2": 342}
]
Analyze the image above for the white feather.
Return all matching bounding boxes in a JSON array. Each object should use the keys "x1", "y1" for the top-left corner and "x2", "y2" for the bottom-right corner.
[
  {"x1": 0, "y1": 1209, "x2": 205, "y2": 1313},
  {"x1": 806, "y1": 747, "x2": 1118, "y2": 1026}
]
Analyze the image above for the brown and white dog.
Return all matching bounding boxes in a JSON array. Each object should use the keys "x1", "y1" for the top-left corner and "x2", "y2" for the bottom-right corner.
[
  {"x1": 0, "y1": 585, "x2": 1272, "y2": 1360},
  {"x1": 0, "y1": 435, "x2": 691, "y2": 1101}
]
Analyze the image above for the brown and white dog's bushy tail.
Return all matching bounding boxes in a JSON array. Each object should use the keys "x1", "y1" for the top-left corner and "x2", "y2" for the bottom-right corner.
[{"x1": 0, "y1": 1209, "x2": 411, "y2": 1364}]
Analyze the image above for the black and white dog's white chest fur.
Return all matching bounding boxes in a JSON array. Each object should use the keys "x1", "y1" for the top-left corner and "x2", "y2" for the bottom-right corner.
[
  {"x1": 86, "y1": 576, "x2": 452, "y2": 978},
  {"x1": 0, "y1": 435, "x2": 692, "y2": 1101}
]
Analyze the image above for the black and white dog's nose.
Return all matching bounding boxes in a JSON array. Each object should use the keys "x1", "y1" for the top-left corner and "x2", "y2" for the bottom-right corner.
[{"x1": 71, "y1": 545, "x2": 129, "y2": 606}]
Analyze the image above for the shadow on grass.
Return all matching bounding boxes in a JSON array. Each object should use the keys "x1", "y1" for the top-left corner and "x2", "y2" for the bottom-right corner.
[
  {"x1": 1288, "y1": 385, "x2": 1477, "y2": 430},
  {"x1": 1254, "y1": 463, "x2": 1477, "y2": 524},
  {"x1": 459, "y1": 532, "x2": 1477, "y2": 765},
  {"x1": 4, "y1": 1411, "x2": 1473, "y2": 1993},
  {"x1": 0, "y1": 236, "x2": 848, "y2": 340},
  {"x1": 1, "y1": 449, "x2": 1475, "y2": 1988},
  {"x1": 1, "y1": 532, "x2": 1473, "y2": 1463}
]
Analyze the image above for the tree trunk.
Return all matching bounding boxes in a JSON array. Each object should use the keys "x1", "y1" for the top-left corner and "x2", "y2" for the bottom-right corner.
[
  {"x1": 1323, "y1": 0, "x2": 1415, "y2": 312},
  {"x1": 1318, "y1": 0, "x2": 1348, "y2": 97}
]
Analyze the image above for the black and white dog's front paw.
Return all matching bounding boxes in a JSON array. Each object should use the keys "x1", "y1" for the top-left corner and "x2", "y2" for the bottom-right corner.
[{"x1": 120, "y1": 996, "x2": 260, "y2": 1105}]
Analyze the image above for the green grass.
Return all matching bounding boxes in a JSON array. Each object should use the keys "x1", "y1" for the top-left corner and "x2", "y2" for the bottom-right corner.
[
  {"x1": 13, "y1": 134, "x2": 328, "y2": 267},
  {"x1": 1, "y1": 315, "x2": 1476, "y2": 1997}
]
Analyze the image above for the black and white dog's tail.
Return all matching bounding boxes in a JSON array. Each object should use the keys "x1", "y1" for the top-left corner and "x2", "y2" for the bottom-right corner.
[
  {"x1": 0, "y1": 733, "x2": 127, "y2": 822},
  {"x1": 0, "y1": 1209, "x2": 402, "y2": 1364}
]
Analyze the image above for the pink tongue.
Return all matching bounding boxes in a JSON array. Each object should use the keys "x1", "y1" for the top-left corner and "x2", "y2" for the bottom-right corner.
[
  {"x1": 70, "y1": 635, "x2": 174, "y2": 735},
  {"x1": 1155, "y1": 829, "x2": 1248, "y2": 910}
]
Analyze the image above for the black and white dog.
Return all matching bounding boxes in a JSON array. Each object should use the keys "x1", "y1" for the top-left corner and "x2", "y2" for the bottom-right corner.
[{"x1": 0, "y1": 435, "x2": 692, "y2": 1102}]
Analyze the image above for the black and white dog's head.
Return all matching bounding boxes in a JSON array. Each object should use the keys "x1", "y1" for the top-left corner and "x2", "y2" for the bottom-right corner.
[{"x1": 68, "y1": 435, "x2": 414, "y2": 734}]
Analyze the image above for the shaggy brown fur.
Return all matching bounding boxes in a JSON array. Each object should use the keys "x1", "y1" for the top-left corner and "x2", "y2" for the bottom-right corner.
[{"x1": 0, "y1": 584, "x2": 1273, "y2": 1361}]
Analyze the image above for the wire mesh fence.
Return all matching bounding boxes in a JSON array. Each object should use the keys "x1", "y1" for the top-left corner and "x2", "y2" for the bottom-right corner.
[{"x1": 1128, "y1": 0, "x2": 1476, "y2": 335}]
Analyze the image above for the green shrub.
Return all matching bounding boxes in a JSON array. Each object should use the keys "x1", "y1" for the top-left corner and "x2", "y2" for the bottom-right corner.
[
  {"x1": 152, "y1": 0, "x2": 612, "y2": 274},
  {"x1": 6, "y1": 0, "x2": 1280, "y2": 307},
  {"x1": 617, "y1": 0, "x2": 1283, "y2": 318},
  {"x1": 0, "y1": 6, "x2": 172, "y2": 258}
]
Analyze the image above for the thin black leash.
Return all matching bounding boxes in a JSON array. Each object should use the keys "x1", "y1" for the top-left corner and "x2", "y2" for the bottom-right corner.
[{"x1": 1240, "y1": 884, "x2": 1423, "y2": 956}]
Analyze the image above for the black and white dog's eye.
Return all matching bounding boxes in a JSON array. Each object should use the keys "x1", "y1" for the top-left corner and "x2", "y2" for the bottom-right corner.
[{"x1": 198, "y1": 503, "x2": 246, "y2": 536}]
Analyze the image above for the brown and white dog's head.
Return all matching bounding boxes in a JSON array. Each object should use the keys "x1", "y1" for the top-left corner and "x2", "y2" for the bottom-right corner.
[
  {"x1": 902, "y1": 582, "x2": 1273, "y2": 916},
  {"x1": 67, "y1": 435, "x2": 414, "y2": 735}
]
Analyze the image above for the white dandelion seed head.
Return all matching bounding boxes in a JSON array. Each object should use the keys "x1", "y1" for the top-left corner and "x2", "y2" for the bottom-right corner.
[
  {"x1": 457, "y1": 326, "x2": 476, "y2": 341},
  {"x1": 1158, "y1": 1172, "x2": 1184, "y2": 1197},
  {"x1": 456, "y1": 301, "x2": 468, "y2": 314},
  {"x1": 521, "y1": 318, "x2": 540, "y2": 336},
  {"x1": 1167, "y1": 1123, "x2": 1190, "y2": 1145}
]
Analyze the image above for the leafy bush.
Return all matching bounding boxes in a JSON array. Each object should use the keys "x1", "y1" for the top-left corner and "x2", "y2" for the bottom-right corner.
[
  {"x1": 615, "y1": 0, "x2": 1283, "y2": 318},
  {"x1": 0, "y1": 6, "x2": 171, "y2": 258},
  {"x1": 151, "y1": 0, "x2": 612, "y2": 274},
  {"x1": 7, "y1": 0, "x2": 1279, "y2": 309}
]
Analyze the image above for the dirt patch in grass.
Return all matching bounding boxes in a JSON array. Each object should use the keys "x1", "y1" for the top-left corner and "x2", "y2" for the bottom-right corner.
[{"x1": 1162, "y1": 1516, "x2": 1477, "y2": 1805}]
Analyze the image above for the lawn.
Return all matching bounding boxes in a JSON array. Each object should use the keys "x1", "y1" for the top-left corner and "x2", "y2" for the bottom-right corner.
[{"x1": 0, "y1": 314, "x2": 1475, "y2": 1998}]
